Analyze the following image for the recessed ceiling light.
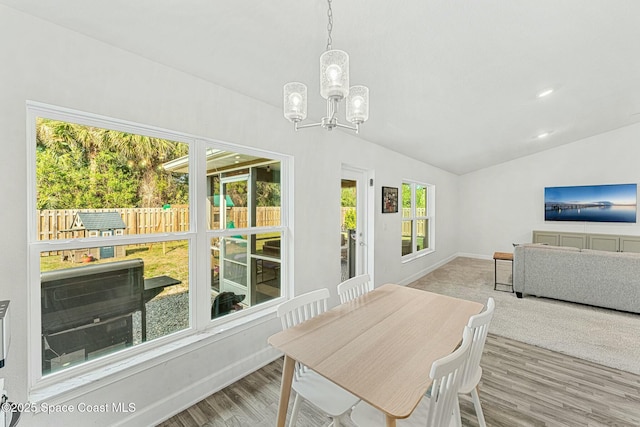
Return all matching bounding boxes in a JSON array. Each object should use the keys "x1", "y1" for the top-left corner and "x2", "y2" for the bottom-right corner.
[
  {"x1": 537, "y1": 88, "x2": 554, "y2": 98},
  {"x1": 536, "y1": 131, "x2": 552, "y2": 139}
]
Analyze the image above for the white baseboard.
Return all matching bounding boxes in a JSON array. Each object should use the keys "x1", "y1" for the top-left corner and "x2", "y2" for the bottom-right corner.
[
  {"x1": 456, "y1": 252, "x2": 494, "y2": 261},
  {"x1": 113, "y1": 346, "x2": 282, "y2": 427}
]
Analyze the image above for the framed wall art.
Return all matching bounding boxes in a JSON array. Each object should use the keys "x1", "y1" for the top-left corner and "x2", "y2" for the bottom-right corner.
[
  {"x1": 544, "y1": 183, "x2": 637, "y2": 223},
  {"x1": 382, "y1": 186, "x2": 398, "y2": 213}
]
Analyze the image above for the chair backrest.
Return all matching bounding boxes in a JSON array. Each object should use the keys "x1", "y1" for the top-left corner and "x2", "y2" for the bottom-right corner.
[
  {"x1": 277, "y1": 288, "x2": 330, "y2": 330},
  {"x1": 337, "y1": 274, "x2": 373, "y2": 304},
  {"x1": 426, "y1": 326, "x2": 473, "y2": 427},
  {"x1": 459, "y1": 297, "x2": 495, "y2": 392},
  {"x1": 276, "y1": 289, "x2": 331, "y2": 379}
]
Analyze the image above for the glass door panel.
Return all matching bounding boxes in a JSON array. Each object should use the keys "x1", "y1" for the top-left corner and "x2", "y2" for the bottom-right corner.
[
  {"x1": 340, "y1": 165, "x2": 369, "y2": 283},
  {"x1": 252, "y1": 232, "x2": 282, "y2": 304},
  {"x1": 220, "y1": 177, "x2": 250, "y2": 301},
  {"x1": 341, "y1": 179, "x2": 357, "y2": 281}
]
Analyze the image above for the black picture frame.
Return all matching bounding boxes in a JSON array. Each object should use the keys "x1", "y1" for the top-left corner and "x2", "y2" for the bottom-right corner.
[{"x1": 382, "y1": 186, "x2": 398, "y2": 213}]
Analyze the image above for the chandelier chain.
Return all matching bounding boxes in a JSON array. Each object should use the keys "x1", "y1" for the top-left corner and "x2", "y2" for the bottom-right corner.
[{"x1": 326, "y1": 0, "x2": 333, "y2": 51}]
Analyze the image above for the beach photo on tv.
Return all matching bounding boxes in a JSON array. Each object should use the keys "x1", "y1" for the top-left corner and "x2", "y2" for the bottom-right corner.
[{"x1": 544, "y1": 183, "x2": 637, "y2": 223}]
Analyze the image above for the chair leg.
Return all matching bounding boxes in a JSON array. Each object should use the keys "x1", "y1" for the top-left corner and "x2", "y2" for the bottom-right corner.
[
  {"x1": 471, "y1": 387, "x2": 487, "y2": 427},
  {"x1": 452, "y1": 395, "x2": 462, "y2": 427},
  {"x1": 288, "y1": 393, "x2": 302, "y2": 427},
  {"x1": 328, "y1": 412, "x2": 349, "y2": 427}
]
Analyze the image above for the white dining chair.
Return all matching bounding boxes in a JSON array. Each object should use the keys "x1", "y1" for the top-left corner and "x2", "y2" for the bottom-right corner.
[
  {"x1": 452, "y1": 297, "x2": 495, "y2": 427},
  {"x1": 337, "y1": 274, "x2": 373, "y2": 304},
  {"x1": 350, "y1": 326, "x2": 473, "y2": 427},
  {"x1": 276, "y1": 289, "x2": 360, "y2": 427}
]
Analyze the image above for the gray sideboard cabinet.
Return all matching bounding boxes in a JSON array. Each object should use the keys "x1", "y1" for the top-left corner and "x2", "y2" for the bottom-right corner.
[
  {"x1": 620, "y1": 236, "x2": 640, "y2": 253},
  {"x1": 532, "y1": 230, "x2": 640, "y2": 253},
  {"x1": 588, "y1": 234, "x2": 620, "y2": 252},
  {"x1": 532, "y1": 231, "x2": 587, "y2": 249},
  {"x1": 532, "y1": 231, "x2": 559, "y2": 246}
]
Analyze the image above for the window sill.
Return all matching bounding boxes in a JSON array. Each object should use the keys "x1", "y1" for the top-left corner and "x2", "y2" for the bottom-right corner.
[
  {"x1": 401, "y1": 248, "x2": 434, "y2": 264},
  {"x1": 29, "y1": 307, "x2": 278, "y2": 405}
]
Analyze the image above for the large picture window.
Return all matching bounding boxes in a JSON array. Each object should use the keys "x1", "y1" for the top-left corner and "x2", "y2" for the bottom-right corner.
[
  {"x1": 28, "y1": 103, "x2": 289, "y2": 389},
  {"x1": 401, "y1": 181, "x2": 434, "y2": 259}
]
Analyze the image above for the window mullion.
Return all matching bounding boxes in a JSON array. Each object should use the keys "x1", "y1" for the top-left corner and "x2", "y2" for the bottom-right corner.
[
  {"x1": 412, "y1": 183, "x2": 417, "y2": 253},
  {"x1": 194, "y1": 140, "x2": 210, "y2": 331}
]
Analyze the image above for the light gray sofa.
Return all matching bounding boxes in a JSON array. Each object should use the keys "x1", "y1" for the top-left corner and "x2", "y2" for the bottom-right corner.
[{"x1": 513, "y1": 243, "x2": 640, "y2": 314}]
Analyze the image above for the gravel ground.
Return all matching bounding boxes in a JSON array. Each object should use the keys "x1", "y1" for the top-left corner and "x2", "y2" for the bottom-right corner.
[{"x1": 131, "y1": 291, "x2": 197, "y2": 344}]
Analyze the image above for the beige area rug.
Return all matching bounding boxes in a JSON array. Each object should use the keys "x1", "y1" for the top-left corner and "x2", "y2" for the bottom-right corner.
[{"x1": 409, "y1": 257, "x2": 640, "y2": 375}]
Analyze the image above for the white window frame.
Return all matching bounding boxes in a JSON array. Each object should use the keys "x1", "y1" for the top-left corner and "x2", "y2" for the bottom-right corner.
[
  {"x1": 401, "y1": 180, "x2": 435, "y2": 261},
  {"x1": 26, "y1": 101, "x2": 292, "y2": 399}
]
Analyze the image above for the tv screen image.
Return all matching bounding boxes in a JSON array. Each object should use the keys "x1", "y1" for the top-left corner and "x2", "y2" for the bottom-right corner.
[{"x1": 544, "y1": 183, "x2": 637, "y2": 223}]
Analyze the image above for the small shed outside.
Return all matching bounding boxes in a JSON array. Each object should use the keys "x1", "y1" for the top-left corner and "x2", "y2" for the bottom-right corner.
[{"x1": 68, "y1": 212, "x2": 127, "y2": 261}]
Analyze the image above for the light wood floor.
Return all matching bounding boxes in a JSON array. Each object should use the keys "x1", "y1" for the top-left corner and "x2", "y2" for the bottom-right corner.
[{"x1": 157, "y1": 333, "x2": 640, "y2": 426}]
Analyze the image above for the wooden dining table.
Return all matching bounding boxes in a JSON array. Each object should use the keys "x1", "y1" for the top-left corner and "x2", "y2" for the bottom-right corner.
[{"x1": 268, "y1": 284, "x2": 484, "y2": 427}]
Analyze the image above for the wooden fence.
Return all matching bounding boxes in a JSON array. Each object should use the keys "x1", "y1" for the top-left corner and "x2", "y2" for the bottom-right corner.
[
  {"x1": 37, "y1": 207, "x2": 282, "y2": 241},
  {"x1": 339, "y1": 207, "x2": 427, "y2": 236},
  {"x1": 39, "y1": 207, "x2": 425, "y2": 240},
  {"x1": 401, "y1": 208, "x2": 428, "y2": 237}
]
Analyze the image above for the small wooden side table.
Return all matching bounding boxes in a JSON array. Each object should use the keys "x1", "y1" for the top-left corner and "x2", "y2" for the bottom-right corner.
[{"x1": 493, "y1": 251, "x2": 514, "y2": 292}]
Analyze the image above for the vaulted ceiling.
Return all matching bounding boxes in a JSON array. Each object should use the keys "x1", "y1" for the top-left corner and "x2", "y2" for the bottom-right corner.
[{"x1": 4, "y1": 0, "x2": 640, "y2": 174}]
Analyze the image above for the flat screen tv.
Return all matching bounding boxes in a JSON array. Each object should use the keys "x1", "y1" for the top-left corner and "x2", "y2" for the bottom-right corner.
[{"x1": 544, "y1": 183, "x2": 637, "y2": 223}]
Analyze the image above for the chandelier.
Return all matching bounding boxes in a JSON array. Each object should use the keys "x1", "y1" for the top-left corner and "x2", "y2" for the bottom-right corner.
[{"x1": 283, "y1": 0, "x2": 369, "y2": 134}]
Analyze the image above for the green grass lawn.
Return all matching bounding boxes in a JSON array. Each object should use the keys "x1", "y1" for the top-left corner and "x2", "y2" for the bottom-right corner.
[
  {"x1": 40, "y1": 233, "x2": 282, "y2": 296},
  {"x1": 40, "y1": 241, "x2": 190, "y2": 294}
]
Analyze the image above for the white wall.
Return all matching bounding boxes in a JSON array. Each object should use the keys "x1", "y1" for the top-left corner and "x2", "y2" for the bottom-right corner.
[
  {"x1": 0, "y1": 6, "x2": 459, "y2": 426},
  {"x1": 458, "y1": 122, "x2": 640, "y2": 257}
]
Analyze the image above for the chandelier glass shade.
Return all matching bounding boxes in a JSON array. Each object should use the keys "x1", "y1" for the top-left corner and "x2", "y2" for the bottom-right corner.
[
  {"x1": 346, "y1": 85, "x2": 369, "y2": 124},
  {"x1": 283, "y1": 1, "x2": 369, "y2": 133},
  {"x1": 320, "y1": 50, "x2": 349, "y2": 99},
  {"x1": 283, "y1": 82, "x2": 307, "y2": 122}
]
